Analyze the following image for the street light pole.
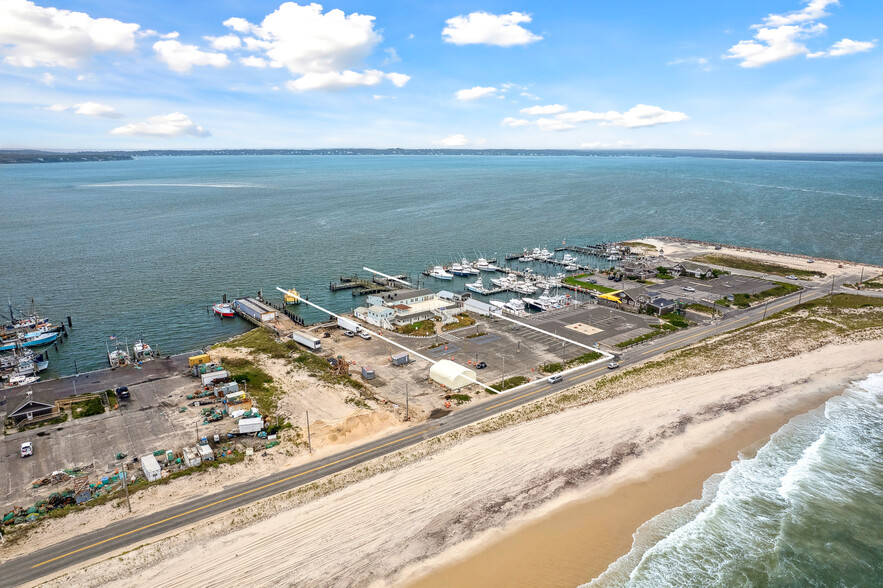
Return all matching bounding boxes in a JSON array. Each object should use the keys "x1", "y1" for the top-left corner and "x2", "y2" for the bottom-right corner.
[
  {"x1": 120, "y1": 467, "x2": 131, "y2": 513},
  {"x1": 405, "y1": 383, "x2": 409, "y2": 421},
  {"x1": 306, "y1": 410, "x2": 312, "y2": 454}
]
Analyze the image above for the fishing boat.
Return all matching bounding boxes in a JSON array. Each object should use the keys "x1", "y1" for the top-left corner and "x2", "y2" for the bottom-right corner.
[
  {"x1": 0, "y1": 331, "x2": 59, "y2": 352},
  {"x1": 3, "y1": 374, "x2": 40, "y2": 388},
  {"x1": 475, "y1": 258, "x2": 500, "y2": 272},
  {"x1": 504, "y1": 298, "x2": 527, "y2": 314},
  {"x1": 213, "y1": 303, "x2": 235, "y2": 317},
  {"x1": 107, "y1": 341, "x2": 130, "y2": 368},
  {"x1": 133, "y1": 338, "x2": 154, "y2": 361},
  {"x1": 429, "y1": 266, "x2": 454, "y2": 280},
  {"x1": 452, "y1": 259, "x2": 478, "y2": 276},
  {"x1": 491, "y1": 275, "x2": 515, "y2": 288},
  {"x1": 465, "y1": 277, "x2": 491, "y2": 294}
]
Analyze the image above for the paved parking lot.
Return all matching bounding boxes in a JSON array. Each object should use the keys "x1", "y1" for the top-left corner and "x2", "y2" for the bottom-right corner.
[
  {"x1": 1, "y1": 375, "x2": 195, "y2": 510},
  {"x1": 649, "y1": 274, "x2": 774, "y2": 305}
]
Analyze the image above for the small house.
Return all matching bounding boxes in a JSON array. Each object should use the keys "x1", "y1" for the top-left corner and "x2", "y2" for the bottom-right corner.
[
  {"x1": 648, "y1": 297, "x2": 678, "y2": 315},
  {"x1": 6, "y1": 389, "x2": 56, "y2": 425},
  {"x1": 673, "y1": 262, "x2": 714, "y2": 279}
]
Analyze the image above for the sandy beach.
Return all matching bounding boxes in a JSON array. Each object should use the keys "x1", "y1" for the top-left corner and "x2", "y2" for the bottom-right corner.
[{"x1": 31, "y1": 339, "x2": 883, "y2": 588}]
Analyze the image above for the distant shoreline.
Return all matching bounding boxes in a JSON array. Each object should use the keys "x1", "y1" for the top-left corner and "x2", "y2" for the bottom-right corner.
[{"x1": 2, "y1": 148, "x2": 883, "y2": 164}]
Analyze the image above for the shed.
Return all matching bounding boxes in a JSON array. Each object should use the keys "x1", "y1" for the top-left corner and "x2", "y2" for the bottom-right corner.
[
  {"x1": 201, "y1": 370, "x2": 229, "y2": 386},
  {"x1": 429, "y1": 360, "x2": 477, "y2": 390},
  {"x1": 233, "y1": 297, "x2": 277, "y2": 323},
  {"x1": 361, "y1": 366, "x2": 375, "y2": 380},
  {"x1": 6, "y1": 390, "x2": 56, "y2": 425},
  {"x1": 140, "y1": 454, "x2": 162, "y2": 482},
  {"x1": 391, "y1": 352, "x2": 410, "y2": 366},
  {"x1": 182, "y1": 447, "x2": 202, "y2": 468},
  {"x1": 463, "y1": 298, "x2": 502, "y2": 317},
  {"x1": 648, "y1": 297, "x2": 677, "y2": 315},
  {"x1": 188, "y1": 354, "x2": 211, "y2": 367},
  {"x1": 197, "y1": 444, "x2": 214, "y2": 462}
]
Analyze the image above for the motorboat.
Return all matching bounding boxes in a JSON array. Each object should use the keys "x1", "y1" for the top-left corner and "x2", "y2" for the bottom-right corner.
[
  {"x1": 465, "y1": 278, "x2": 491, "y2": 294},
  {"x1": 517, "y1": 249, "x2": 532, "y2": 262},
  {"x1": 0, "y1": 331, "x2": 59, "y2": 352},
  {"x1": 452, "y1": 259, "x2": 479, "y2": 276},
  {"x1": 429, "y1": 266, "x2": 454, "y2": 280},
  {"x1": 512, "y1": 281, "x2": 537, "y2": 295},
  {"x1": 491, "y1": 275, "x2": 515, "y2": 288},
  {"x1": 475, "y1": 258, "x2": 499, "y2": 272},
  {"x1": 213, "y1": 303, "x2": 235, "y2": 317},
  {"x1": 503, "y1": 298, "x2": 527, "y2": 314},
  {"x1": 4, "y1": 374, "x2": 40, "y2": 388},
  {"x1": 133, "y1": 338, "x2": 154, "y2": 361}
]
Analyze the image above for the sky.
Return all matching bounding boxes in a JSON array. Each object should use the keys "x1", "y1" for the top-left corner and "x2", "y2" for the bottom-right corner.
[{"x1": 0, "y1": 0, "x2": 881, "y2": 151}]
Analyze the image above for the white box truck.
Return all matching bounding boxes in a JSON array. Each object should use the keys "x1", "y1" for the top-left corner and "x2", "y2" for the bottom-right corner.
[
  {"x1": 291, "y1": 330, "x2": 322, "y2": 351},
  {"x1": 141, "y1": 454, "x2": 162, "y2": 482},
  {"x1": 239, "y1": 416, "x2": 264, "y2": 434},
  {"x1": 337, "y1": 317, "x2": 362, "y2": 333}
]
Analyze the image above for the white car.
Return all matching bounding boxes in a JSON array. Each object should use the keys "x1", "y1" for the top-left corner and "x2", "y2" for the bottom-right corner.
[
  {"x1": 683, "y1": 286, "x2": 696, "y2": 292},
  {"x1": 607, "y1": 362, "x2": 620, "y2": 369},
  {"x1": 20, "y1": 442, "x2": 33, "y2": 458},
  {"x1": 359, "y1": 331, "x2": 371, "y2": 340},
  {"x1": 786, "y1": 275, "x2": 798, "y2": 280}
]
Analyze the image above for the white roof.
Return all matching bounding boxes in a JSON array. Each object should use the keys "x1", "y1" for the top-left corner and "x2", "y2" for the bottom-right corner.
[{"x1": 429, "y1": 360, "x2": 478, "y2": 390}]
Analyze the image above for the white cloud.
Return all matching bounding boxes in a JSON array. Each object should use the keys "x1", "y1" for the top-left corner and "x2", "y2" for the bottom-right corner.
[
  {"x1": 285, "y1": 69, "x2": 408, "y2": 91},
  {"x1": 725, "y1": 1, "x2": 873, "y2": 67},
  {"x1": 434, "y1": 134, "x2": 470, "y2": 147},
  {"x1": 161, "y1": 31, "x2": 180, "y2": 40},
  {"x1": 581, "y1": 140, "x2": 634, "y2": 149},
  {"x1": 46, "y1": 101, "x2": 124, "y2": 118},
  {"x1": 762, "y1": 0, "x2": 838, "y2": 27},
  {"x1": 500, "y1": 117, "x2": 530, "y2": 127},
  {"x1": 153, "y1": 40, "x2": 230, "y2": 73},
  {"x1": 383, "y1": 47, "x2": 400, "y2": 64},
  {"x1": 725, "y1": 23, "x2": 825, "y2": 68},
  {"x1": 520, "y1": 91, "x2": 540, "y2": 101},
  {"x1": 110, "y1": 112, "x2": 210, "y2": 137},
  {"x1": 225, "y1": 3, "x2": 406, "y2": 91},
  {"x1": 205, "y1": 34, "x2": 242, "y2": 51},
  {"x1": 240, "y1": 55, "x2": 269, "y2": 68},
  {"x1": 520, "y1": 104, "x2": 567, "y2": 115},
  {"x1": 536, "y1": 118, "x2": 575, "y2": 132},
  {"x1": 456, "y1": 86, "x2": 497, "y2": 100},
  {"x1": 40, "y1": 72, "x2": 56, "y2": 86},
  {"x1": 0, "y1": 0, "x2": 140, "y2": 68},
  {"x1": 808, "y1": 38, "x2": 877, "y2": 58},
  {"x1": 442, "y1": 11, "x2": 542, "y2": 47},
  {"x1": 557, "y1": 110, "x2": 611, "y2": 123},
  {"x1": 667, "y1": 56, "x2": 711, "y2": 71},
  {"x1": 601, "y1": 104, "x2": 689, "y2": 128}
]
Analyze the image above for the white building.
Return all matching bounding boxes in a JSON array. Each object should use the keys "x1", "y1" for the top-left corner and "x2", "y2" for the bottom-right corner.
[
  {"x1": 429, "y1": 360, "x2": 477, "y2": 390},
  {"x1": 356, "y1": 288, "x2": 455, "y2": 328}
]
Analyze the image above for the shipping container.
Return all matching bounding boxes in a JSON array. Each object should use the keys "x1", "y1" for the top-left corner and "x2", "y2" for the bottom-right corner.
[
  {"x1": 336, "y1": 317, "x2": 362, "y2": 333},
  {"x1": 196, "y1": 444, "x2": 214, "y2": 462},
  {"x1": 188, "y1": 354, "x2": 211, "y2": 367},
  {"x1": 361, "y1": 366, "x2": 375, "y2": 380},
  {"x1": 238, "y1": 417, "x2": 264, "y2": 434},
  {"x1": 182, "y1": 447, "x2": 202, "y2": 468},
  {"x1": 140, "y1": 454, "x2": 162, "y2": 482},
  {"x1": 391, "y1": 352, "x2": 410, "y2": 366},
  {"x1": 201, "y1": 370, "x2": 229, "y2": 386},
  {"x1": 291, "y1": 330, "x2": 322, "y2": 351}
]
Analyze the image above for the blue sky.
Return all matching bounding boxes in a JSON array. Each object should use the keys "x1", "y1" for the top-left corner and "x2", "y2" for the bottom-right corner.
[{"x1": 1, "y1": 0, "x2": 880, "y2": 151}]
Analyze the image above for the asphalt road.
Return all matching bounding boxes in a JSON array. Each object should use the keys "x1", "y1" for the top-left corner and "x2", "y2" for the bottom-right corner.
[{"x1": 0, "y1": 285, "x2": 828, "y2": 585}]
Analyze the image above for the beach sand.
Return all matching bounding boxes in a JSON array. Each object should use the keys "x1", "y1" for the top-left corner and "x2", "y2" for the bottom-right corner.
[{"x1": 32, "y1": 341, "x2": 883, "y2": 588}]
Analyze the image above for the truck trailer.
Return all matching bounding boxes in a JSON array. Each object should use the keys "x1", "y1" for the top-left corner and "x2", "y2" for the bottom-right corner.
[
  {"x1": 336, "y1": 316, "x2": 362, "y2": 333},
  {"x1": 291, "y1": 330, "x2": 322, "y2": 351}
]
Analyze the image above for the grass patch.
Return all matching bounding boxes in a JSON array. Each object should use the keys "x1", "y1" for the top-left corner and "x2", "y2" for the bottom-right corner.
[
  {"x1": 465, "y1": 331, "x2": 488, "y2": 339},
  {"x1": 448, "y1": 393, "x2": 471, "y2": 405},
  {"x1": 685, "y1": 303, "x2": 714, "y2": 315},
  {"x1": 442, "y1": 313, "x2": 476, "y2": 331},
  {"x1": 489, "y1": 376, "x2": 529, "y2": 392},
  {"x1": 345, "y1": 396, "x2": 371, "y2": 409},
  {"x1": 226, "y1": 363, "x2": 280, "y2": 415},
  {"x1": 72, "y1": 397, "x2": 105, "y2": 419},
  {"x1": 542, "y1": 350, "x2": 604, "y2": 373},
  {"x1": 562, "y1": 274, "x2": 617, "y2": 293},
  {"x1": 717, "y1": 281, "x2": 801, "y2": 308},
  {"x1": 693, "y1": 254, "x2": 825, "y2": 278},
  {"x1": 621, "y1": 241, "x2": 656, "y2": 250},
  {"x1": 214, "y1": 328, "x2": 291, "y2": 359},
  {"x1": 616, "y1": 314, "x2": 689, "y2": 348},
  {"x1": 396, "y1": 320, "x2": 436, "y2": 337}
]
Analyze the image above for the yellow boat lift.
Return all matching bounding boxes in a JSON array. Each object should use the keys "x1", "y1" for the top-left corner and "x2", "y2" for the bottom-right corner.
[{"x1": 597, "y1": 291, "x2": 623, "y2": 304}]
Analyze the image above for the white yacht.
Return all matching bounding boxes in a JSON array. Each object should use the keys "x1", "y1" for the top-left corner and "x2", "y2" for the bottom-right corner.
[
  {"x1": 491, "y1": 275, "x2": 515, "y2": 288},
  {"x1": 459, "y1": 258, "x2": 479, "y2": 275},
  {"x1": 513, "y1": 281, "x2": 537, "y2": 295},
  {"x1": 133, "y1": 338, "x2": 154, "y2": 361},
  {"x1": 465, "y1": 277, "x2": 490, "y2": 294},
  {"x1": 517, "y1": 249, "x2": 532, "y2": 262},
  {"x1": 475, "y1": 258, "x2": 499, "y2": 272},
  {"x1": 429, "y1": 266, "x2": 453, "y2": 280}
]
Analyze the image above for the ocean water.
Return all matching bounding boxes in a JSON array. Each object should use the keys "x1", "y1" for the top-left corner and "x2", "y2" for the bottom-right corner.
[
  {"x1": 1, "y1": 154, "x2": 882, "y2": 376},
  {"x1": 586, "y1": 371, "x2": 883, "y2": 588}
]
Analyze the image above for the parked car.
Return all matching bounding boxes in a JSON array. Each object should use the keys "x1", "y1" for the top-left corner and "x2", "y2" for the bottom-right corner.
[
  {"x1": 115, "y1": 386, "x2": 130, "y2": 399},
  {"x1": 683, "y1": 286, "x2": 696, "y2": 292},
  {"x1": 475, "y1": 361, "x2": 487, "y2": 369},
  {"x1": 20, "y1": 442, "x2": 33, "y2": 458},
  {"x1": 607, "y1": 362, "x2": 620, "y2": 369},
  {"x1": 547, "y1": 375, "x2": 563, "y2": 384},
  {"x1": 344, "y1": 331, "x2": 355, "y2": 337},
  {"x1": 786, "y1": 275, "x2": 798, "y2": 280},
  {"x1": 359, "y1": 331, "x2": 371, "y2": 340}
]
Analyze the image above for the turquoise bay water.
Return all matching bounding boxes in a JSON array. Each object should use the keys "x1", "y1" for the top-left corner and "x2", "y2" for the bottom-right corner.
[
  {"x1": 586, "y1": 371, "x2": 883, "y2": 588},
  {"x1": 1, "y1": 154, "x2": 881, "y2": 377}
]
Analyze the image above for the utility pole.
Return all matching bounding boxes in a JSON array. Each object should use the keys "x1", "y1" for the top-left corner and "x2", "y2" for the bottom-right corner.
[
  {"x1": 405, "y1": 383, "x2": 410, "y2": 421},
  {"x1": 195, "y1": 420, "x2": 199, "y2": 444},
  {"x1": 501, "y1": 355, "x2": 506, "y2": 391},
  {"x1": 762, "y1": 300, "x2": 769, "y2": 320},
  {"x1": 306, "y1": 411, "x2": 312, "y2": 454},
  {"x1": 830, "y1": 276, "x2": 835, "y2": 296}
]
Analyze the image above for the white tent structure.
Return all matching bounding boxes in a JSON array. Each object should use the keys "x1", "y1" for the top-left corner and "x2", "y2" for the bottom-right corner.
[{"x1": 429, "y1": 360, "x2": 477, "y2": 390}]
